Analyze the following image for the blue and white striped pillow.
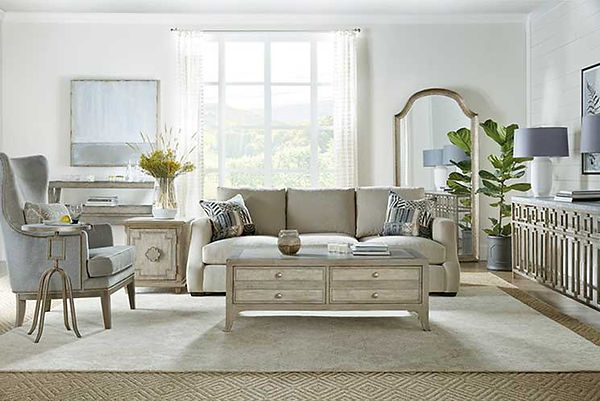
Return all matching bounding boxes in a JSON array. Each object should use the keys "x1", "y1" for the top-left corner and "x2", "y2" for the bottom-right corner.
[
  {"x1": 200, "y1": 194, "x2": 256, "y2": 241},
  {"x1": 381, "y1": 191, "x2": 434, "y2": 238}
]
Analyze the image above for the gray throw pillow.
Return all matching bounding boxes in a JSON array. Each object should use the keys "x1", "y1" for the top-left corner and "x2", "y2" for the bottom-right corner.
[
  {"x1": 23, "y1": 202, "x2": 70, "y2": 224},
  {"x1": 200, "y1": 194, "x2": 256, "y2": 241},
  {"x1": 381, "y1": 191, "x2": 434, "y2": 239}
]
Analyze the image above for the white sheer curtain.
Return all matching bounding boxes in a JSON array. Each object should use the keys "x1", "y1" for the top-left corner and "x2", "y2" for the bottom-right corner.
[
  {"x1": 176, "y1": 31, "x2": 204, "y2": 216},
  {"x1": 333, "y1": 30, "x2": 359, "y2": 187}
]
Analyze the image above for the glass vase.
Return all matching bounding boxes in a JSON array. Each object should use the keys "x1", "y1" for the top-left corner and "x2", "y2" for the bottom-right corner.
[{"x1": 152, "y1": 177, "x2": 178, "y2": 219}]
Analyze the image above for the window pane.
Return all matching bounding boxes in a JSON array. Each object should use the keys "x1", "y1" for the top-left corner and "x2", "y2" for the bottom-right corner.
[
  {"x1": 226, "y1": 171, "x2": 265, "y2": 188},
  {"x1": 317, "y1": 41, "x2": 333, "y2": 83},
  {"x1": 224, "y1": 127, "x2": 264, "y2": 169},
  {"x1": 225, "y1": 42, "x2": 264, "y2": 82},
  {"x1": 318, "y1": 85, "x2": 333, "y2": 126},
  {"x1": 204, "y1": 85, "x2": 218, "y2": 127},
  {"x1": 204, "y1": 126, "x2": 219, "y2": 170},
  {"x1": 225, "y1": 86, "x2": 264, "y2": 126},
  {"x1": 272, "y1": 86, "x2": 310, "y2": 127},
  {"x1": 272, "y1": 42, "x2": 310, "y2": 83},
  {"x1": 273, "y1": 172, "x2": 310, "y2": 188},
  {"x1": 203, "y1": 171, "x2": 218, "y2": 200},
  {"x1": 272, "y1": 128, "x2": 310, "y2": 170},
  {"x1": 319, "y1": 171, "x2": 335, "y2": 187},
  {"x1": 202, "y1": 41, "x2": 219, "y2": 83},
  {"x1": 319, "y1": 127, "x2": 334, "y2": 172}
]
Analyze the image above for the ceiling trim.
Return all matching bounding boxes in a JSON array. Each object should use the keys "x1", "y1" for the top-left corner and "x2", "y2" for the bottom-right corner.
[{"x1": 2, "y1": 12, "x2": 527, "y2": 25}]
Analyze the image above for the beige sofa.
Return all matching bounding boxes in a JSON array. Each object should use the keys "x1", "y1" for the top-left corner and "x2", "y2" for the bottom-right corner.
[{"x1": 187, "y1": 187, "x2": 460, "y2": 295}]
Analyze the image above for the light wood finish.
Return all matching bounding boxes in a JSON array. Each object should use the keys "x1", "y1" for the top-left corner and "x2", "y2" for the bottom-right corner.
[
  {"x1": 512, "y1": 197, "x2": 600, "y2": 311},
  {"x1": 124, "y1": 218, "x2": 191, "y2": 292},
  {"x1": 225, "y1": 247, "x2": 429, "y2": 332},
  {"x1": 126, "y1": 281, "x2": 136, "y2": 310},
  {"x1": 15, "y1": 296, "x2": 26, "y2": 327},
  {"x1": 394, "y1": 88, "x2": 480, "y2": 261},
  {"x1": 100, "y1": 292, "x2": 111, "y2": 329}
]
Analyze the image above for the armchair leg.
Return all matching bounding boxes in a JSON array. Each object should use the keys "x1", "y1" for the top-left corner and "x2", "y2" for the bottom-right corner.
[
  {"x1": 44, "y1": 299, "x2": 51, "y2": 312},
  {"x1": 100, "y1": 292, "x2": 112, "y2": 329},
  {"x1": 15, "y1": 296, "x2": 26, "y2": 327},
  {"x1": 126, "y1": 281, "x2": 136, "y2": 310}
]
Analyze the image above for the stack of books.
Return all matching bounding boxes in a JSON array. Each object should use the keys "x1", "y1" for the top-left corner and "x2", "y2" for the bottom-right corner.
[
  {"x1": 350, "y1": 243, "x2": 390, "y2": 256},
  {"x1": 85, "y1": 196, "x2": 118, "y2": 207},
  {"x1": 554, "y1": 190, "x2": 600, "y2": 203}
]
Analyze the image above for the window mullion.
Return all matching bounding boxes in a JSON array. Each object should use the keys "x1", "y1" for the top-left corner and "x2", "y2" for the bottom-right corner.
[
  {"x1": 264, "y1": 39, "x2": 273, "y2": 187},
  {"x1": 310, "y1": 38, "x2": 319, "y2": 187},
  {"x1": 217, "y1": 37, "x2": 226, "y2": 186}
]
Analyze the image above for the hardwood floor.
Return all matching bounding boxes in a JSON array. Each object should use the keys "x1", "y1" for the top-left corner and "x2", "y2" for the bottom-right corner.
[{"x1": 462, "y1": 261, "x2": 600, "y2": 330}]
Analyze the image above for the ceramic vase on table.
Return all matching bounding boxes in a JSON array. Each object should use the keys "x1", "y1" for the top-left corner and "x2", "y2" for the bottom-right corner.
[{"x1": 153, "y1": 177, "x2": 178, "y2": 219}]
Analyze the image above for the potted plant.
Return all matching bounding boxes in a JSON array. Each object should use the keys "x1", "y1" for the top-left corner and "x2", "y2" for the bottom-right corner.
[
  {"x1": 445, "y1": 127, "x2": 473, "y2": 255},
  {"x1": 129, "y1": 127, "x2": 196, "y2": 219},
  {"x1": 477, "y1": 119, "x2": 532, "y2": 270}
]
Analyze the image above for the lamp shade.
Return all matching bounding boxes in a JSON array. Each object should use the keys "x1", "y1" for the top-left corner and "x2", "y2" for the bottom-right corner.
[
  {"x1": 423, "y1": 149, "x2": 442, "y2": 167},
  {"x1": 513, "y1": 127, "x2": 569, "y2": 157},
  {"x1": 581, "y1": 114, "x2": 600, "y2": 153},
  {"x1": 443, "y1": 144, "x2": 469, "y2": 166}
]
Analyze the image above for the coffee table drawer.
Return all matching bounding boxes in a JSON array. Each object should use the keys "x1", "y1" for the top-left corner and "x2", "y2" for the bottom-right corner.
[
  {"x1": 235, "y1": 267, "x2": 324, "y2": 281},
  {"x1": 235, "y1": 289, "x2": 325, "y2": 304},
  {"x1": 330, "y1": 289, "x2": 420, "y2": 304},
  {"x1": 331, "y1": 267, "x2": 420, "y2": 281}
]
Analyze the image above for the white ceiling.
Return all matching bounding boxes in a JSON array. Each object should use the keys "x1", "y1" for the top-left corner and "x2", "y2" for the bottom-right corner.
[{"x1": 0, "y1": 0, "x2": 550, "y2": 15}]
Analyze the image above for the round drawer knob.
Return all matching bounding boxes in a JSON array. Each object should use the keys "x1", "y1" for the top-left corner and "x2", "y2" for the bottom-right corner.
[
  {"x1": 372, "y1": 272, "x2": 379, "y2": 278},
  {"x1": 274, "y1": 293, "x2": 283, "y2": 299},
  {"x1": 372, "y1": 292, "x2": 379, "y2": 299},
  {"x1": 275, "y1": 272, "x2": 283, "y2": 278}
]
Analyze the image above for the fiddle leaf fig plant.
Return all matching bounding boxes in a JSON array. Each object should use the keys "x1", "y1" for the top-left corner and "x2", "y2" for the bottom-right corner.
[
  {"x1": 446, "y1": 127, "x2": 472, "y2": 230},
  {"x1": 478, "y1": 119, "x2": 532, "y2": 237}
]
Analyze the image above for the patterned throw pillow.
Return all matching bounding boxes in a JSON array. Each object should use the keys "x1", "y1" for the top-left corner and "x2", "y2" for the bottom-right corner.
[
  {"x1": 381, "y1": 191, "x2": 434, "y2": 239},
  {"x1": 200, "y1": 194, "x2": 256, "y2": 241},
  {"x1": 23, "y1": 202, "x2": 70, "y2": 224}
]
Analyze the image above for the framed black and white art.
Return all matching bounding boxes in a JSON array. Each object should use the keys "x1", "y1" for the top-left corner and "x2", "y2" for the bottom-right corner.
[{"x1": 581, "y1": 62, "x2": 600, "y2": 174}]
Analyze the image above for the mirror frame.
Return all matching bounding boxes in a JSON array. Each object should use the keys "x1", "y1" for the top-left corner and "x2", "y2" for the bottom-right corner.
[{"x1": 393, "y1": 88, "x2": 479, "y2": 261}]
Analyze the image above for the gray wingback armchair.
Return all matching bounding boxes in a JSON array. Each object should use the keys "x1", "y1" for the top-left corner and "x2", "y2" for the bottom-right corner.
[{"x1": 0, "y1": 153, "x2": 136, "y2": 329}]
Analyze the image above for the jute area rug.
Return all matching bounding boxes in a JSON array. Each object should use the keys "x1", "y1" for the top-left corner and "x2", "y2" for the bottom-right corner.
[{"x1": 0, "y1": 272, "x2": 599, "y2": 400}]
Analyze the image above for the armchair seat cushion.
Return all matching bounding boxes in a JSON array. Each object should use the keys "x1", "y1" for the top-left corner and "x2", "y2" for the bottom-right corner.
[
  {"x1": 88, "y1": 245, "x2": 135, "y2": 278},
  {"x1": 359, "y1": 236, "x2": 446, "y2": 264}
]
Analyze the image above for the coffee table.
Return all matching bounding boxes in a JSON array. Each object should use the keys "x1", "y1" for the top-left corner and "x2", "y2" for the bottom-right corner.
[{"x1": 225, "y1": 247, "x2": 430, "y2": 332}]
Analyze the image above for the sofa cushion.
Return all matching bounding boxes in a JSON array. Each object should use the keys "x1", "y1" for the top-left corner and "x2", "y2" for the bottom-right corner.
[
  {"x1": 356, "y1": 187, "x2": 426, "y2": 238},
  {"x1": 218, "y1": 187, "x2": 286, "y2": 236},
  {"x1": 202, "y1": 235, "x2": 277, "y2": 264},
  {"x1": 200, "y1": 194, "x2": 255, "y2": 241},
  {"x1": 299, "y1": 233, "x2": 358, "y2": 247},
  {"x1": 88, "y1": 245, "x2": 135, "y2": 278},
  {"x1": 287, "y1": 188, "x2": 355, "y2": 236},
  {"x1": 359, "y1": 236, "x2": 446, "y2": 264}
]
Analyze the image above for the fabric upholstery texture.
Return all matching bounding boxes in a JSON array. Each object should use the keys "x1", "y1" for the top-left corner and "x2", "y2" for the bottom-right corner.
[
  {"x1": 23, "y1": 202, "x2": 70, "y2": 224},
  {"x1": 217, "y1": 187, "x2": 286, "y2": 236},
  {"x1": 200, "y1": 194, "x2": 255, "y2": 241},
  {"x1": 359, "y1": 236, "x2": 446, "y2": 264},
  {"x1": 383, "y1": 192, "x2": 434, "y2": 239},
  {"x1": 202, "y1": 235, "x2": 277, "y2": 264},
  {"x1": 298, "y1": 233, "x2": 358, "y2": 246},
  {"x1": 87, "y1": 245, "x2": 135, "y2": 278},
  {"x1": 287, "y1": 188, "x2": 356, "y2": 236},
  {"x1": 355, "y1": 187, "x2": 425, "y2": 238}
]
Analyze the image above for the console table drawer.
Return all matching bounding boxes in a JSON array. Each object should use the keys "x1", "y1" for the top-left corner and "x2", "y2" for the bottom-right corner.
[
  {"x1": 331, "y1": 267, "x2": 420, "y2": 281},
  {"x1": 234, "y1": 289, "x2": 325, "y2": 304},
  {"x1": 234, "y1": 267, "x2": 324, "y2": 282},
  {"x1": 330, "y1": 289, "x2": 420, "y2": 304}
]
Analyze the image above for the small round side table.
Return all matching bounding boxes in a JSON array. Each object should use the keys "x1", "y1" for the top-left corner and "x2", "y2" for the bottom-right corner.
[{"x1": 21, "y1": 223, "x2": 92, "y2": 343}]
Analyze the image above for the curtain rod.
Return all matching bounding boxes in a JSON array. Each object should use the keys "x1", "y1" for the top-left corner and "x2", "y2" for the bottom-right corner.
[{"x1": 170, "y1": 28, "x2": 361, "y2": 33}]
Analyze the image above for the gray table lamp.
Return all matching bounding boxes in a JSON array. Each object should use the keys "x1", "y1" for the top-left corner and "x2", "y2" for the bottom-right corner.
[
  {"x1": 581, "y1": 114, "x2": 600, "y2": 153},
  {"x1": 443, "y1": 144, "x2": 469, "y2": 166},
  {"x1": 423, "y1": 149, "x2": 445, "y2": 191},
  {"x1": 513, "y1": 127, "x2": 569, "y2": 197}
]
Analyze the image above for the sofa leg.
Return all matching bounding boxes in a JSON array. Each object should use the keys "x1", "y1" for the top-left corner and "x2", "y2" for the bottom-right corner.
[
  {"x1": 15, "y1": 296, "x2": 26, "y2": 327},
  {"x1": 100, "y1": 292, "x2": 112, "y2": 329},
  {"x1": 126, "y1": 281, "x2": 136, "y2": 310}
]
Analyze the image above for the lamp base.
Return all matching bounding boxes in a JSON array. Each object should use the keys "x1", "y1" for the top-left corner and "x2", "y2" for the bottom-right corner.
[
  {"x1": 531, "y1": 157, "x2": 553, "y2": 197},
  {"x1": 433, "y1": 166, "x2": 448, "y2": 192}
]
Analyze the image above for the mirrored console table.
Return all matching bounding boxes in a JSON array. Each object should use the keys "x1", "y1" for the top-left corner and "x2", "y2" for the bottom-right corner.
[{"x1": 512, "y1": 196, "x2": 599, "y2": 310}]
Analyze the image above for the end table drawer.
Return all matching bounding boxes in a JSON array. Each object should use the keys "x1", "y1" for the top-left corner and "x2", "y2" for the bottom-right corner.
[
  {"x1": 234, "y1": 289, "x2": 325, "y2": 304},
  {"x1": 234, "y1": 267, "x2": 325, "y2": 281},
  {"x1": 330, "y1": 289, "x2": 421, "y2": 304},
  {"x1": 331, "y1": 267, "x2": 420, "y2": 281}
]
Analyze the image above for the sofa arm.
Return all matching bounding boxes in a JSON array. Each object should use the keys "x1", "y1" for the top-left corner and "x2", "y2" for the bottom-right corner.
[
  {"x1": 186, "y1": 217, "x2": 213, "y2": 293},
  {"x1": 432, "y1": 217, "x2": 460, "y2": 293},
  {"x1": 87, "y1": 223, "x2": 113, "y2": 249}
]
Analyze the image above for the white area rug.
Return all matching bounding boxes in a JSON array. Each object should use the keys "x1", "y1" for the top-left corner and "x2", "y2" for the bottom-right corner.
[{"x1": 0, "y1": 279, "x2": 599, "y2": 372}]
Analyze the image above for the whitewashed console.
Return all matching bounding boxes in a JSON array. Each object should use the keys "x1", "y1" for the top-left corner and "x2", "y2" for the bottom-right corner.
[{"x1": 512, "y1": 196, "x2": 599, "y2": 310}]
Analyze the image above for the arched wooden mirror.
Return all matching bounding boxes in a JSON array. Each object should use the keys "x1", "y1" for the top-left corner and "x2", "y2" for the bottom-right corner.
[{"x1": 394, "y1": 88, "x2": 479, "y2": 261}]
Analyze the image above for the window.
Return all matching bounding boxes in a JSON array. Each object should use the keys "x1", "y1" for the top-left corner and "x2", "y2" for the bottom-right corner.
[{"x1": 201, "y1": 33, "x2": 334, "y2": 198}]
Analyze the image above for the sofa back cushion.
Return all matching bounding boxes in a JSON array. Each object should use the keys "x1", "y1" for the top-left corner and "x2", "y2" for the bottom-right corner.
[
  {"x1": 286, "y1": 188, "x2": 356, "y2": 236},
  {"x1": 217, "y1": 187, "x2": 286, "y2": 236},
  {"x1": 356, "y1": 187, "x2": 426, "y2": 238}
]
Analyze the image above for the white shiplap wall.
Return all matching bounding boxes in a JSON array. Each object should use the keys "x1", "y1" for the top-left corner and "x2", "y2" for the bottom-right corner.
[{"x1": 529, "y1": 0, "x2": 600, "y2": 191}]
